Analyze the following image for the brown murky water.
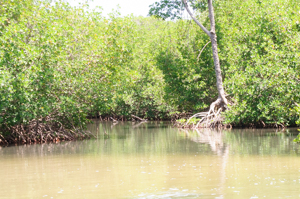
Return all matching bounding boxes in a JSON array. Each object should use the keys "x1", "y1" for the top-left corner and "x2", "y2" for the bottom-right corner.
[{"x1": 0, "y1": 121, "x2": 300, "y2": 199}]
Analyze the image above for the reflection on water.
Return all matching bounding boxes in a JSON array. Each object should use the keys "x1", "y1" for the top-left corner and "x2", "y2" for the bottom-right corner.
[{"x1": 0, "y1": 121, "x2": 299, "y2": 199}]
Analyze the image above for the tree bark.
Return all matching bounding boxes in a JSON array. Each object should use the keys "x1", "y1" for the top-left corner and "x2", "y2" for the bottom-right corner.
[
  {"x1": 182, "y1": 0, "x2": 227, "y2": 106},
  {"x1": 207, "y1": 0, "x2": 227, "y2": 105}
]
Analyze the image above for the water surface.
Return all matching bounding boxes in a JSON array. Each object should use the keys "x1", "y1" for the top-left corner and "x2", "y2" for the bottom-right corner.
[{"x1": 0, "y1": 121, "x2": 299, "y2": 198}]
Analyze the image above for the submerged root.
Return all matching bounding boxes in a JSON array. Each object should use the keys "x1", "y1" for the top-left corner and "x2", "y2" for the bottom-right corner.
[
  {"x1": 176, "y1": 98, "x2": 231, "y2": 129},
  {"x1": 0, "y1": 116, "x2": 93, "y2": 145}
]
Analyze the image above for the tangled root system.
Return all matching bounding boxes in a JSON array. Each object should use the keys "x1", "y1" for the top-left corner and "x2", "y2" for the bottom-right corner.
[
  {"x1": 176, "y1": 98, "x2": 231, "y2": 129},
  {"x1": 0, "y1": 116, "x2": 92, "y2": 145}
]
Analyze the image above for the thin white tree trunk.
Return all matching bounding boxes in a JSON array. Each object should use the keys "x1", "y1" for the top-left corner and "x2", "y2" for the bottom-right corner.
[
  {"x1": 207, "y1": 0, "x2": 227, "y2": 105},
  {"x1": 182, "y1": 0, "x2": 227, "y2": 106}
]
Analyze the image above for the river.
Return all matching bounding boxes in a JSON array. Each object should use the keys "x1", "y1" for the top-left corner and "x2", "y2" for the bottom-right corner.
[{"x1": 0, "y1": 121, "x2": 299, "y2": 199}]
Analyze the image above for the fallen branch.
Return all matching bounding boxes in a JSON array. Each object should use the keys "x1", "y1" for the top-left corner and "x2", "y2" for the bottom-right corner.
[
  {"x1": 110, "y1": 117, "x2": 118, "y2": 123},
  {"x1": 131, "y1": 115, "x2": 147, "y2": 122}
]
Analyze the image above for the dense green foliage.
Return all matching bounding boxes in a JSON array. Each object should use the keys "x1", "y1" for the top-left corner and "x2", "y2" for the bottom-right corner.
[
  {"x1": 150, "y1": 0, "x2": 300, "y2": 127},
  {"x1": 1, "y1": 0, "x2": 215, "y2": 142},
  {"x1": 0, "y1": 0, "x2": 300, "y2": 143},
  {"x1": 218, "y1": 0, "x2": 300, "y2": 127}
]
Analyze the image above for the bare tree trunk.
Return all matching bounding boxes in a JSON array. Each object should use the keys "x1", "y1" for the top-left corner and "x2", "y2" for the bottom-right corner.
[
  {"x1": 207, "y1": 0, "x2": 227, "y2": 106},
  {"x1": 179, "y1": 0, "x2": 228, "y2": 128},
  {"x1": 182, "y1": 0, "x2": 227, "y2": 106}
]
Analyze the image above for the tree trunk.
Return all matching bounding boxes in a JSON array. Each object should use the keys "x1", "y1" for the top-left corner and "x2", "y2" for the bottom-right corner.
[
  {"x1": 182, "y1": 0, "x2": 227, "y2": 106},
  {"x1": 207, "y1": 0, "x2": 227, "y2": 106}
]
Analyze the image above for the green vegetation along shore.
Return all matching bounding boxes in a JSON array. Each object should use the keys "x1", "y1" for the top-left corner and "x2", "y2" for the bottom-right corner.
[{"x1": 0, "y1": 0, "x2": 299, "y2": 144}]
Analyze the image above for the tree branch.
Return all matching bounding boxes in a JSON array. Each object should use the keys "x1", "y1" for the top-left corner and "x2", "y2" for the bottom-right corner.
[
  {"x1": 207, "y1": 0, "x2": 215, "y2": 33},
  {"x1": 182, "y1": 0, "x2": 211, "y2": 37},
  {"x1": 197, "y1": 40, "x2": 211, "y2": 62}
]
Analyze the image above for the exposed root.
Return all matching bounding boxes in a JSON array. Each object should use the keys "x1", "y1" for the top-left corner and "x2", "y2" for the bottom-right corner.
[
  {"x1": 0, "y1": 115, "x2": 93, "y2": 146},
  {"x1": 176, "y1": 98, "x2": 231, "y2": 129}
]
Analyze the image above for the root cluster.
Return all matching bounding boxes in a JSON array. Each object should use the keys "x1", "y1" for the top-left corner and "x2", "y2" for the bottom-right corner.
[
  {"x1": 0, "y1": 116, "x2": 92, "y2": 145},
  {"x1": 176, "y1": 98, "x2": 231, "y2": 129}
]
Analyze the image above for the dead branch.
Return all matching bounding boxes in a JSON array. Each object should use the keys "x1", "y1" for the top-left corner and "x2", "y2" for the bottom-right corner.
[
  {"x1": 110, "y1": 117, "x2": 118, "y2": 123},
  {"x1": 131, "y1": 115, "x2": 147, "y2": 122}
]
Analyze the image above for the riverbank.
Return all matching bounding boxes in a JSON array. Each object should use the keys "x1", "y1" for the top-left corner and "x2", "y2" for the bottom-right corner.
[
  {"x1": 1, "y1": 115, "x2": 299, "y2": 146},
  {"x1": 1, "y1": 0, "x2": 299, "y2": 145}
]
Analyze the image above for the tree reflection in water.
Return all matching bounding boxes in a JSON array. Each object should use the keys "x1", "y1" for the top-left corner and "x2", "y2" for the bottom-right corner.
[{"x1": 181, "y1": 128, "x2": 229, "y2": 199}]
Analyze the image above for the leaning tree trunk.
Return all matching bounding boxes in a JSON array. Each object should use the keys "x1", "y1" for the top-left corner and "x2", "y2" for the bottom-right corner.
[
  {"x1": 207, "y1": 0, "x2": 228, "y2": 106},
  {"x1": 181, "y1": 0, "x2": 228, "y2": 128}
]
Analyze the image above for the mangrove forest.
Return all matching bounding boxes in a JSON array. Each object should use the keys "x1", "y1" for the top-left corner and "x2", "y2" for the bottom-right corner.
[{"x1": 0, "y1": 0, "x2": 300, "y2": 144}]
